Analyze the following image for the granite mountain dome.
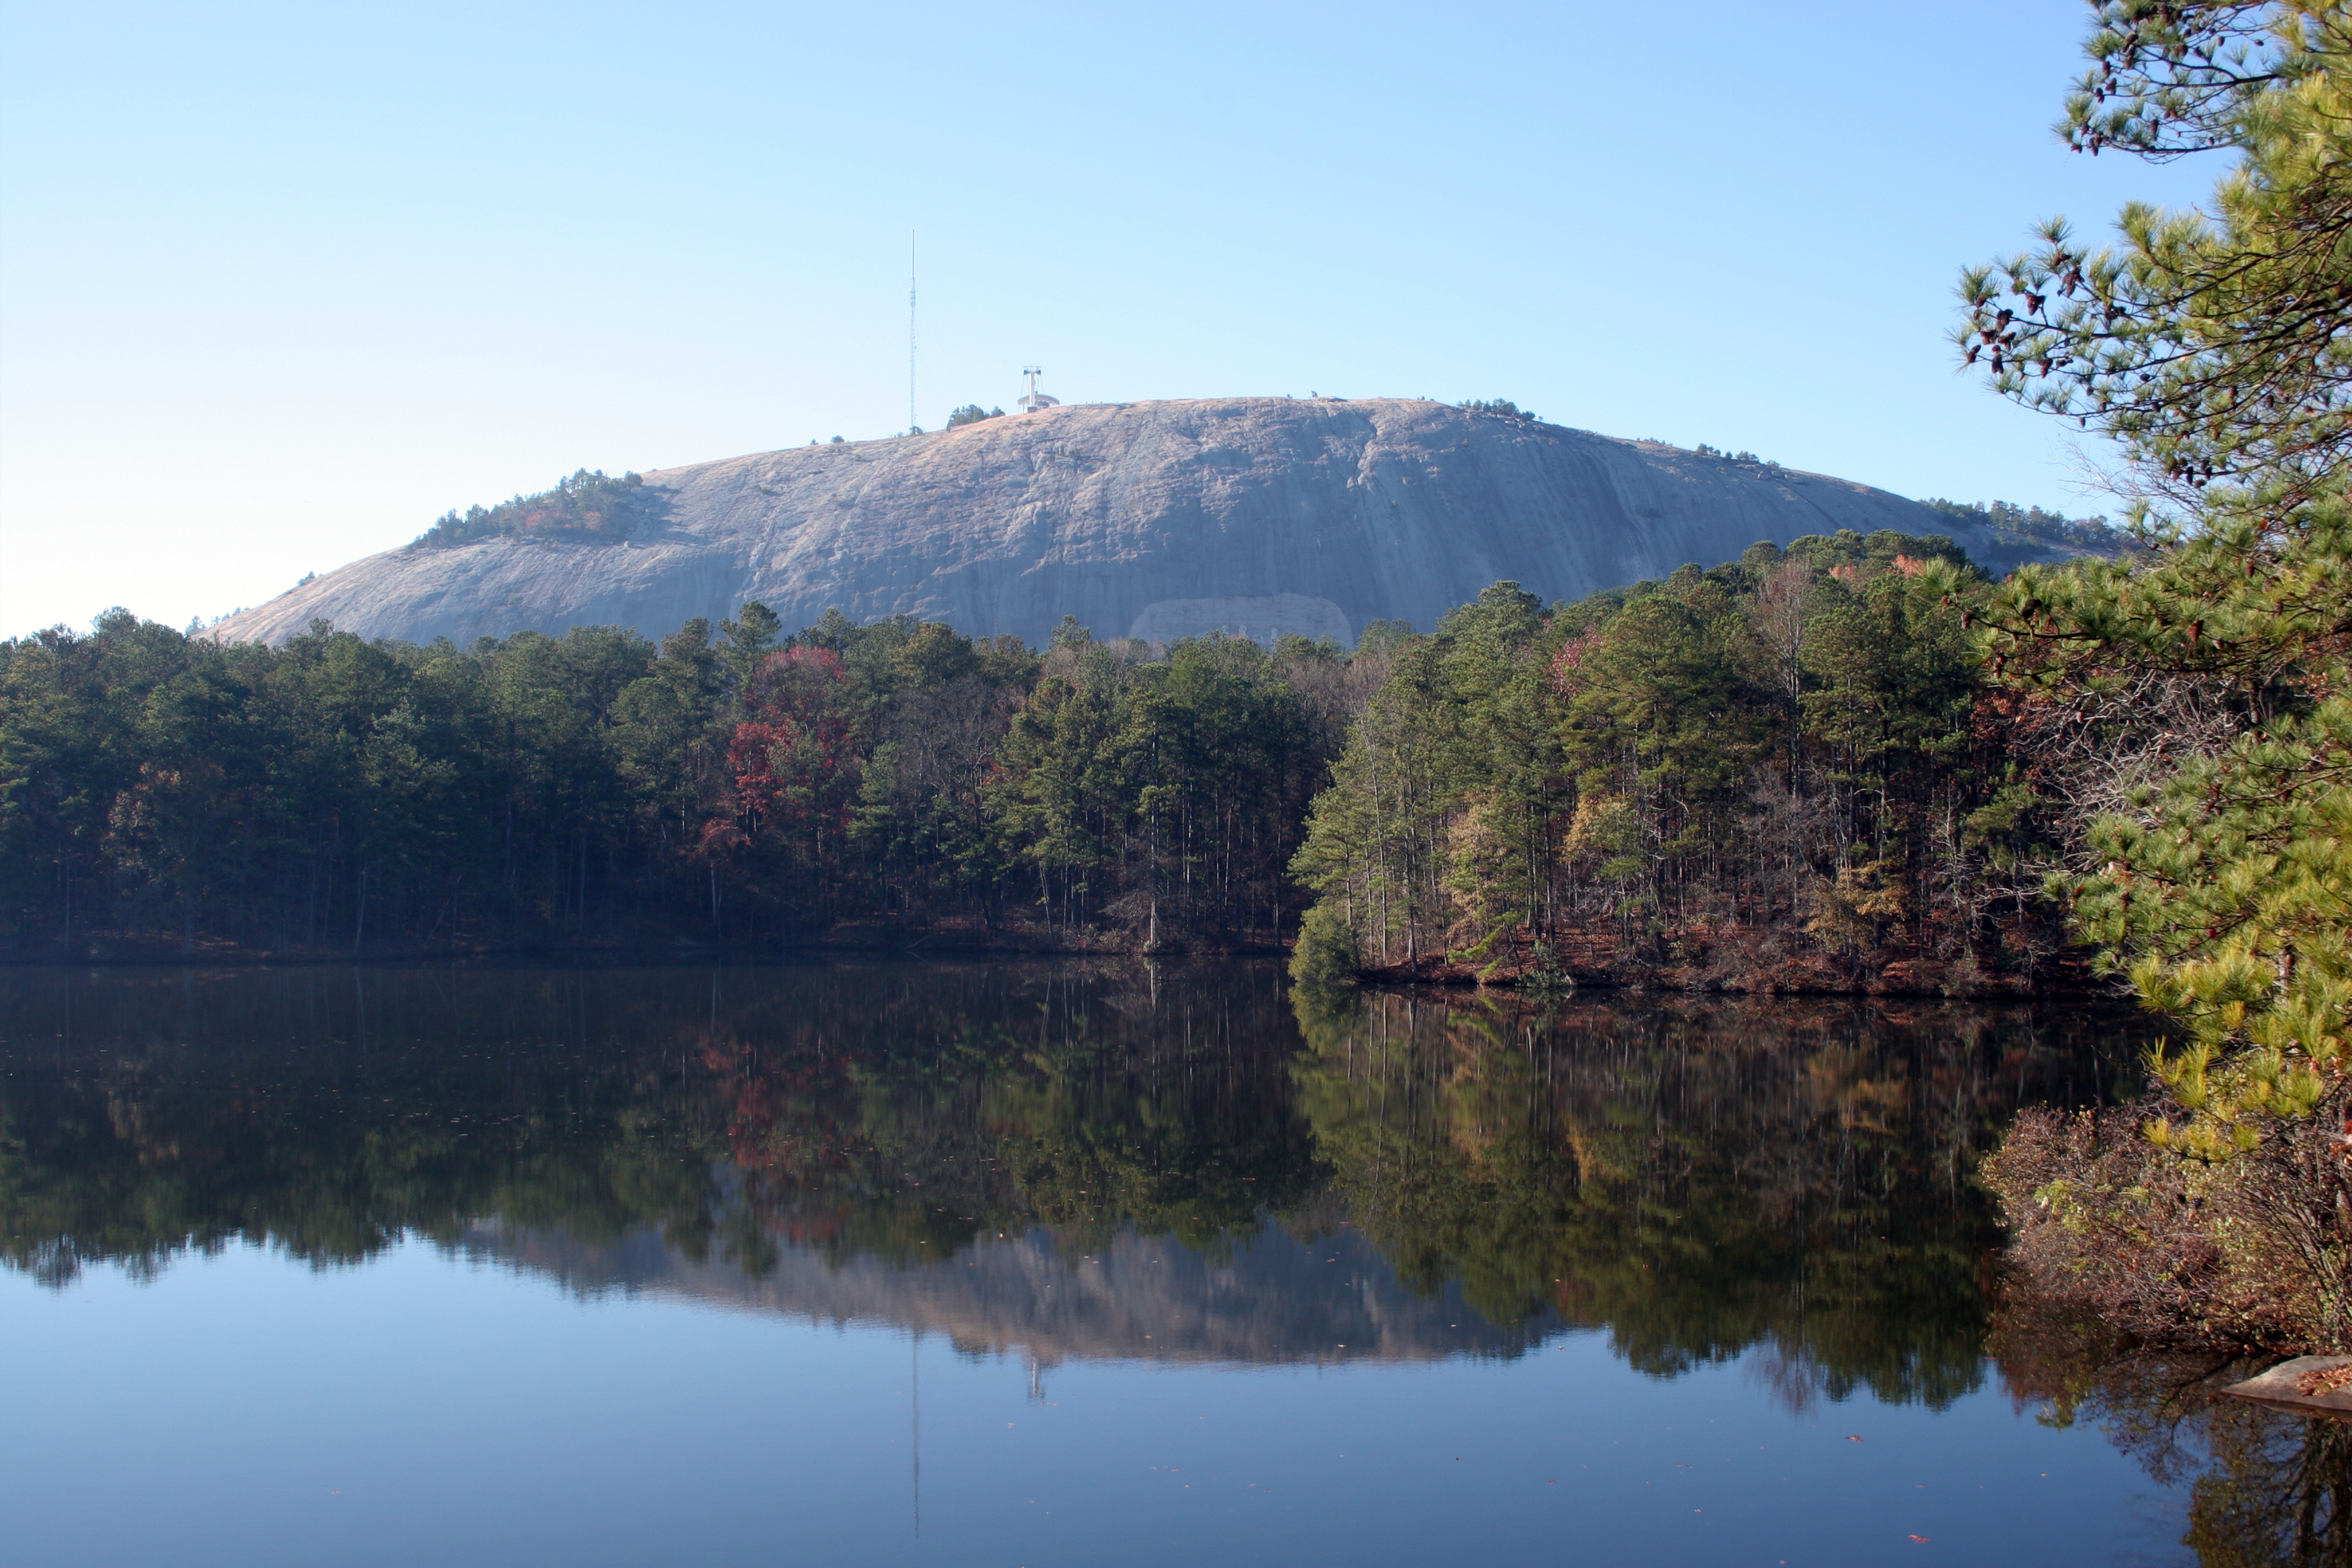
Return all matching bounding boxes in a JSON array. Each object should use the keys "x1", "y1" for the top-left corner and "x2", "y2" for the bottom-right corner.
[{"x1": 213, "y1": 397, "x2": 2048, "y2": 649}]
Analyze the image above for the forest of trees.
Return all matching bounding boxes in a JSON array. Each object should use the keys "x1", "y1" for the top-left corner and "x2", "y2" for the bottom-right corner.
[
  {"x1": 1289, "y1": 529, "x2": 2062, "y2": 991},
  {"x1": 0, "y1": 525, "x2": 2077, "y2": 979},
  {"x1": 0, "y1": 601, "x2": 1349, "y2": 959}
]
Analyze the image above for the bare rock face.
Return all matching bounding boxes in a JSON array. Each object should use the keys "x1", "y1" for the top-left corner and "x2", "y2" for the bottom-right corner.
[{"x1": 215, "y1": 397, "x2": 2034, "y2": 649}]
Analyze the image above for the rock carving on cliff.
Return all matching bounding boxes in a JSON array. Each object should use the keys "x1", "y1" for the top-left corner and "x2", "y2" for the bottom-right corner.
[{"x1": 213, "y1": 397, "x2": 2059, "y2": 650}]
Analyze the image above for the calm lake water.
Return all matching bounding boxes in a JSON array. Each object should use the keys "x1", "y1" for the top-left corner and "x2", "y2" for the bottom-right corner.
[{"x1": 0, "y1": 961, "x2": 2331, "y2": 1567}]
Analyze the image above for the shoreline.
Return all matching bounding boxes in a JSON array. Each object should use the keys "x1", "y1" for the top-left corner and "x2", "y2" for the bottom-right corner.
[{"x1": 1, "y1": 924, "x2": 2107, "y2": 996}]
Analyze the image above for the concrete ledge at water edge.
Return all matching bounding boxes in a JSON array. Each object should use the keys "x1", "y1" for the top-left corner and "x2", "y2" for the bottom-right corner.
[{"x1": 2224, "y1": 1356, "x2": 2352, "y2": 1416}]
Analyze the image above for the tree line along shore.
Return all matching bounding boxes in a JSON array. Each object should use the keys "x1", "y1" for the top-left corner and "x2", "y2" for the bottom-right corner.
[{"x1": 1, "y1": 522, "x2": 2079, "y2": 993}]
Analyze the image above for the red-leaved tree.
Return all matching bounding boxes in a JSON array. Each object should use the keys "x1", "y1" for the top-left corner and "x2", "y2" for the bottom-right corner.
[{"x1": 727, "y1": 646, "x2": 858, "y2": 856}]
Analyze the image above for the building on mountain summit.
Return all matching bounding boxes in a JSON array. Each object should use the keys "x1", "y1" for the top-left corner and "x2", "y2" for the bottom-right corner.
[{"x1": 1016, "y1": 366, "x2": 1059, "y2": 413}]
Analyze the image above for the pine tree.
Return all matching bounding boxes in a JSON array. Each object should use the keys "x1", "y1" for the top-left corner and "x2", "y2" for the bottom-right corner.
[{"x1": 1964, "y1": 1, "x2": 2352, "y2": 1157}]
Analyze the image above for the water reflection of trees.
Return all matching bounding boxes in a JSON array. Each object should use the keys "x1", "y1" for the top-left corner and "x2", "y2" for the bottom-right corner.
[
  {"x1": 0, "y1": 963, "x2": 1316, "y2": 1287},
  {"x1": 0, "y1": 963, "x2": 2137, "y2": 1401},
  {"x1": 1991, "y1": 1306, "x2": 2351, "y2": 1567},
  {"x1": 1290, "y1": 987, "x2": 2140, "y2": 1408}
]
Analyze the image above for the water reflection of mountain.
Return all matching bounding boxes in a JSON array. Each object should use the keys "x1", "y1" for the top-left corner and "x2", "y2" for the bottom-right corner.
[
  {"x1": 0, "y1": 961, "x2": 2143, "y2": 1400},
  {"x1": 464, "y1": 1217, "x2": 1559, "y2": 1366}
]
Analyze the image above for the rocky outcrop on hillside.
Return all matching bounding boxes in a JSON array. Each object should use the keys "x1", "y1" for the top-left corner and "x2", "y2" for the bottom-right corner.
[{"x1": 215, "y1": 397, "x2": 2051, "y2": 649}]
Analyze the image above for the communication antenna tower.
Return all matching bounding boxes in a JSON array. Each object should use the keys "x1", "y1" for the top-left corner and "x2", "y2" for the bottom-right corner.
[
  {"x1": 908, "y1": 232, "x2": 917, "y2": 433},
  {"x1": 1018, "y1": 365, "x2": 1059, "y2": 413}
]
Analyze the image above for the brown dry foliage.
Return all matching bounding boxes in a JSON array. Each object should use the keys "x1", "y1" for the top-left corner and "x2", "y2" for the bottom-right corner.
[{"x1": 1984, "y1": 1097, "x2": 2352, "y2": 1353}]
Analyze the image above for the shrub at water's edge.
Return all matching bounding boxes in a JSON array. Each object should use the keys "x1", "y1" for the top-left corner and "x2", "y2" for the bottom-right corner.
[
  {"x1": 1287, "y1": 905, "x2": 1359, "y2": 989},
  {"x1": 1982, "y1": 1100, "x2": 2352, "y2": 1352}
]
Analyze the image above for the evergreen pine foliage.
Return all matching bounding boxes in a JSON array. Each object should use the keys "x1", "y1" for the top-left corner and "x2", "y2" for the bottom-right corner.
[
  {"x1": 1288, "y1": 538, "x2": 2050, "y2": 985},
  {"x1": 1960, "y1": 1, "x2": 2352, "y2": 1161},
  {"x1": 1961, "y1": 1, "x2": 2352, "y2": 499},
  {"x1": 1963, "y1": 0, "x2": 2352, "y2": 1351},
  {"x1": 0, "y1": 609, "x2": 1344, "y2": 955}
]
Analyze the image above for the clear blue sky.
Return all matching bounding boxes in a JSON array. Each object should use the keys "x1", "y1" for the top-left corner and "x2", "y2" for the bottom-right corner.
[{"x1": 0, "y1": 1, "x2": 2215, "y2": 638}]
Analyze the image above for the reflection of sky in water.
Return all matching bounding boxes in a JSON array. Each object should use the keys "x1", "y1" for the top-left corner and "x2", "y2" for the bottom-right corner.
[
  {"x1": 0, "y1": 963, "x2": 2301, "y2": 1564},
  {"x1": 4, "y1": 1240, "x2": 2193, "y2": 1568}
]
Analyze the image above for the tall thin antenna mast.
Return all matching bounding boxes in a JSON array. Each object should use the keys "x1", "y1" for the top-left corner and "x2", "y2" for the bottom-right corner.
[
  {"x1": 1018, "y1": 366, "x2": 1058, "y2": 413},
  {"x1": 908, "y1": 231, "x2": 917, "y2": 434}
]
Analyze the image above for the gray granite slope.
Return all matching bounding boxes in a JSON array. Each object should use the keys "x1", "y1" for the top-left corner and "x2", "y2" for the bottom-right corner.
[
  {"x1": 460, "y1": 1217, "x2": 1561, "y2": 1368},
  {"x1": 214, "y1": 397, "x2": 2032, "y2": 650}
]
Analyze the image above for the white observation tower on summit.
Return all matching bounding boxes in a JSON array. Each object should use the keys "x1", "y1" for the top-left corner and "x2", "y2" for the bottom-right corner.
[{"x1": 1018, "y1": 366, "x2": 1059, "y2": 413}]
